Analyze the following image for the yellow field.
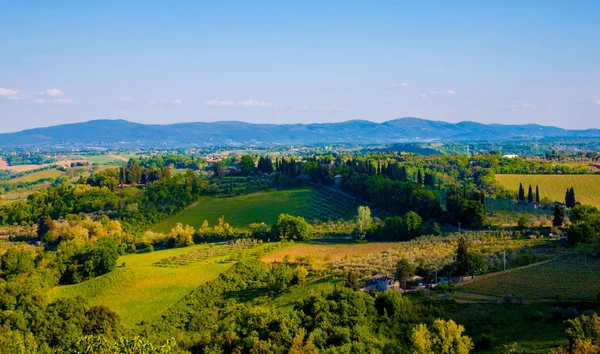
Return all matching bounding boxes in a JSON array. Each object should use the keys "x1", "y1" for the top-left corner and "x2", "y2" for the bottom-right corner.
[
  {"x1": 262, "y1": 242, "x2": 400, "y2": 263},
  {"x1": 496, "y1": 174, "x2": 600, "y2": 207},
  {"x1": 8, "y1": 169, "x2": 65, "y2": 183}
]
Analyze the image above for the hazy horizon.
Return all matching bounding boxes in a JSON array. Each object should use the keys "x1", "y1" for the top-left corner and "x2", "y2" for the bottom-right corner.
[{"x1": 1, "y1": 1, "x2": 599, "y2": 133}]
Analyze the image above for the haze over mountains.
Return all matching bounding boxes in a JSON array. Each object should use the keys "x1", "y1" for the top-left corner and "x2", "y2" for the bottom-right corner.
[{"x1": 1, "y1": 118, "x2": 599, "y2": 147}]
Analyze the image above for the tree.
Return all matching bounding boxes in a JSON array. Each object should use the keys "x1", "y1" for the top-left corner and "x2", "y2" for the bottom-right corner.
[
  {"x1": 417, "y1": 169, "x2": 423, "y2": 184},
  {"x1": 411, "y1": 319, "x2": 473, "y2": 354},
  {"x1": 553, "y1": 205, "x2": 566, "y2": 227},
  {"x1": 527, "y1": 185, "x2": 533, "y2": 203},
  {"x1": 467, "y1": 251, "x2": 486, "y2": 279},
  {"x1": 518, "y1": 183, "x2": 525, "y2": 202},
  {"x1": 169, "y1": 223, "x2": 195, "y2": 247},
  {"x1": 567, "y1": 223, "x2": 597, "y2": 245},
  {"x1": 271, "y1": 214, "x2": 311, "y2": 241},
  {"x1": 517, "y1": 216, "x2": 529, "y2": 231},
  {"x1": 395, "y1": 258, "x2": 415, "y2": 290},
  {"x1": 455, "y1": 237, "x2": 470, "y2": 281},
  {"x1": 403, "y1": 211, "x2": 423, "y2": 238},
  {"x1": 566, "y1": 187, "x2": 577, "y2": 208},
  {"x1": 344, "y1": 270, "x2": 361, "y2": 291},
  {"x1": 0, "y1": 248, "x2": 35, "y2": 277},
  {"x1": 37, "y1": 214, "x2": 53, "y2": 240},
  {"x1": 536, "y1": 185, "x2": 540, "y2": 203},
  {"x1": 239, "y1": 155, "x2": 255, "y2": 175},
  {"x1": 353, "y1": 206, "x2": 372, "y2": 241}
]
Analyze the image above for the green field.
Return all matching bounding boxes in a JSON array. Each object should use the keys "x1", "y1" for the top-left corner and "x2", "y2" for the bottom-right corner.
[
  {"x1": 152, "y1": 186, "x2": 358, "y2": 233},
  {"x1": 86, "y1": 154, "x2": 130, "y2": 165},
  {"x1": 8, "y1": 169, "x2": 65, "y2": 183},
  {"x1": 48, "y1": 245, "x2": 234, "y2": 327},
  {"x1": 460, "y1": 255, "x2": 600, "y2": 301},
  {"x1": 496, "y1": 174, "x2": 600, "y2": 207}
]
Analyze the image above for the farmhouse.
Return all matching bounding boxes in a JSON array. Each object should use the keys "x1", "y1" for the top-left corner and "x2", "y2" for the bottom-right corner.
[
  {"x1": 361, "y1": 275, "x2": 398, "y2": 292},
  {"x1": 502, "y1": 154, "x2": 519, "y2": 159}
]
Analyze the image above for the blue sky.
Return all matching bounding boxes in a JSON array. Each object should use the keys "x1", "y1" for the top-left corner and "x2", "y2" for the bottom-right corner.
[{"x1": 1, "y1": 1, "x2": 599, "y2": 132}]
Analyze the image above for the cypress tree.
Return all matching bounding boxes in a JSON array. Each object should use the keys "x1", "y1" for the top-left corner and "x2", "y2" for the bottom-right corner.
[
  {"x1": 417, "y1": 169, "x2": 423, "y2": 184},
  {"x1": 518, "y1": 183, "x2": 525, "y2": 202},
  {"x1": 527, "y1": 185, "x2": 533, "y2": 203},
  {"x1": 566, "y1": 187, "x2": 576, "y2": 208},
  {"x1": 535, "y1": 185, "x2": 540, "y2": 203},
  {"x1": 553, "y1": 204, "x2": 565, "y2": 227}
]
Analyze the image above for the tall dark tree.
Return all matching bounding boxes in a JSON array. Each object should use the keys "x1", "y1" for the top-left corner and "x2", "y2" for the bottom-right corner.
[
  {"x1": 417, "y1": 169, "x2": 423, "y2": 184},
  {"x1": 553, "y1": 204, "x2": 566, "y2": 227},
  {"x1": 535, "y1": 185, "x2": 540, "y2": 203},
  {"x1": 527, "y1": 185, "x2": 533, "y2": 203},
  {"x1": 454, "y1": 236, "x2": 470, "y2": 281},
  {"x1": 518, "y1": 183, "x2": 525, "y2": 202},
  {"x1": 565, "y1": 187, "x2": 576, "y2": 208},
  {"x1": 37, "y1": 214, "x2": 53, "y2": 240},
  {"x1": 424, "y1": 173, "x2": 435, "y2": 187}
]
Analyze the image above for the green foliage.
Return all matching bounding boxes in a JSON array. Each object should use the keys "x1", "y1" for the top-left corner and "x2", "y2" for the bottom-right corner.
[
  {"x1": 239, "y1": 155, "x2": 255, "y2": 175},
  {"x1": 61, "y1": 238, "x2": 120, "y2": 284},
  {"x1": 353, "y1": 206, "x2": 372, "y2": 241},
  {"x1": 0, "y1": 248, "x2": 35, "y2": 278},
  {"x1": 411, "y1": 319, "x2": 473, "y2": 354},
  {"x1": 271, "y1": 213, "x2": 312, "y2": 241},
  {"x1": 395, "y1": 258, "x2": 415, "y2": 289},
  {"x1": 553, "y1": 205, "x2": 566, "y2": 227}
]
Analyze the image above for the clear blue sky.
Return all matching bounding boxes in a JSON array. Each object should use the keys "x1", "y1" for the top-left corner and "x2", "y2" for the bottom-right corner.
[{"x1": 1, "y1": 1, "x2": 599, "y2": 132}]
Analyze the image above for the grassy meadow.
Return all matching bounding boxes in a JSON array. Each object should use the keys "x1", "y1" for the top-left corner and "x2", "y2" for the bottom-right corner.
[
  {"x1": 48, "y1": 245, "x2": 235, "y2": 327},
  {"x1": 495, "y1": 174, "x2": 600, "y2": 207},
  {"x1": 152, "y1": 186, "x2": 359, "y2": 232}
]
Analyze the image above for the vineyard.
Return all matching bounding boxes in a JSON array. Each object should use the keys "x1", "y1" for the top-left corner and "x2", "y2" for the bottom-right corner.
[
  {"x1": 303, "y1": 187, "x2": 359, "y2": 222},
  {"x1": 460, "y1": 254, "x2": 600, "y2": 301},
  {"x1": 495, "y1": 174, "x2": 600, "y2": 208}
]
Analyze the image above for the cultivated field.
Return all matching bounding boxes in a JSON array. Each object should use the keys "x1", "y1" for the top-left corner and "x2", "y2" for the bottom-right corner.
[
  {"x1": 496, "y1": 174, "x2": 600, "y2": 207},
  {"x1": 86, "y1": 154, "x2": 130, "y2": 165},
  {"x1": 7, "y1": 169, "x2": 65, "y2": 183},
  {"x1": 152, "y1": 186, "x2": 359, "y2": 232},
  {"x1": 48, "y1": 244, "x2": 258, "y2": 327},
  {"x1": 460, "y1": 255, "x2": 600, "y2": 301}
]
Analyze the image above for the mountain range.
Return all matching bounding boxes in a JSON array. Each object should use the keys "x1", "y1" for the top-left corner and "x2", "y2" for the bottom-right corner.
[{"x1": 1, "y1": 118, "x2": 599, "y2": 147}]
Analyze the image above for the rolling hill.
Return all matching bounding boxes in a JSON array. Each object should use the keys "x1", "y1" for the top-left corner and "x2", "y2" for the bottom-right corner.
[{"x1": 1, "y1": 117, "x2": 599, "y2": 147}]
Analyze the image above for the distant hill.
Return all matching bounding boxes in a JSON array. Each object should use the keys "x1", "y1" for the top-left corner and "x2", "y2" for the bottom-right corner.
[{"x1": 0, "y1": 118, "x2": 599, "y2": 147}]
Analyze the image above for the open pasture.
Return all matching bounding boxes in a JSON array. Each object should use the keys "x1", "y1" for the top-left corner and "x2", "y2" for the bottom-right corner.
[
  {"x1": 460, "y1": 255, "x2": 600, "y2": 301},
  {"x1": 48, "y1": 244, "x2": 238, "y2": 327},
  {"x1": 495, "y1": 174, "x2": 600, "y2": 207}
]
